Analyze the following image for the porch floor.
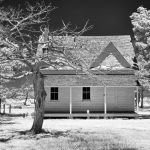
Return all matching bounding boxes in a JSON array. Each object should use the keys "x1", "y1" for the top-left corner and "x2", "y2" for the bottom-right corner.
[{"x1": 44, "y1": 112, "x2": 143, "y2": 119}]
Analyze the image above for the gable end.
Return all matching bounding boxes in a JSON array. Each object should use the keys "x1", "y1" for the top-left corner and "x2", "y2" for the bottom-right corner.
[{"x1": 90, "y1": 42, "x2": 131, "y2": 69}]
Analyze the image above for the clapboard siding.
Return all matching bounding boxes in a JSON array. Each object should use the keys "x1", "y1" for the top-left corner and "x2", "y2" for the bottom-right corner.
[
  {"x1": 44, "y1": 87, "x2": 70, "y2": 113},
  {"x1": 44, "y1": 86, "x2": 135, "y2": 113},
  {"x1": 106, "y1": 87, "x2": 135, "y2": 112},
  {"x1": 72, "y1": 87, "x2": 104, "y2": 113},
  {"x1": 143, "y1": 90, "x2": 150, "y2": 97},
  {"x1": 117, "y1": 87, "x2": 134, "y2": 112},
  {"x1": 106, "y1": 87, "x2": 116, "y2": 112}
]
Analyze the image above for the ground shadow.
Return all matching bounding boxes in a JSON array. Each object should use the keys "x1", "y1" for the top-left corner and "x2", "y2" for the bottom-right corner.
[
  {"x1": 0, "y1": 135, "x2": 15, "y2": 143},
  {"x1": 50, "y1": 130, "x2": 70, "y2": 138},
  {"x1": 0, "y1": 115, "x2": 15, "y2": 125},
  {"x1": 6, "y1": 129, "x2": 71, "y2": 141}
]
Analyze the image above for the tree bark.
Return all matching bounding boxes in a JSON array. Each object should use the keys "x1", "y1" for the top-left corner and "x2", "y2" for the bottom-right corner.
[{"x1": 30, "y1": 70, "x2": 47, "y2": 134}]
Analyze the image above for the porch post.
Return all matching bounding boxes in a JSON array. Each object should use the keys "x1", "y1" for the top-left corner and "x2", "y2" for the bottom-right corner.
[
  {"x1": 136, "y1": 86, "x2": 139, "y2": 112},
  {"x1": 104, "y1": 86, "x2": 107, "y2": 118},
  {"x1": 69, "y1": 87, "x2": 72, "y2": 118},
  {"x1": 0, "y1": 98, "x2": 1, "y2": 114},
  {"x1": 3, "y1": 104, "x2": 5, "y2": 114}
]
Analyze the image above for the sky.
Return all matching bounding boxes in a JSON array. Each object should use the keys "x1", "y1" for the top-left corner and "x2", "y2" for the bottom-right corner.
[{"x1": 1, "y1": 0, "x2": 150, "y2": 35}]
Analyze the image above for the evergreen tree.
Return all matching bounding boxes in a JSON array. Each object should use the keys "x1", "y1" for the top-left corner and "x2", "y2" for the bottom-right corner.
[{"x1": 130, "y1": 6, "x2": 150, "y2": 89}]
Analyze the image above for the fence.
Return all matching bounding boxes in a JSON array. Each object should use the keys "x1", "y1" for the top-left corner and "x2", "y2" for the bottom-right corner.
[
  {"x1": 0, "y1": 103, "x2": 12, "y2": 114},
  {"x1": 0, "y1": 102, "x2": 34, "y2": 117}
]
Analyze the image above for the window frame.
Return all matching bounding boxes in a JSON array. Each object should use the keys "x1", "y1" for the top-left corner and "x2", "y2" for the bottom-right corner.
[
  {"x1": 50, "y1": 87, "x2": 59, "y2": 101},
  {"x1": 82, "y1": 87, "x2": 91, "y2": 101}
]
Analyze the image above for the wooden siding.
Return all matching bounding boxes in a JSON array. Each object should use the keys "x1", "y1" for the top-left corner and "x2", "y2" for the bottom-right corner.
[
  {"x1": 44, "y1": 87, "x2": 70, "y2": 113},
  {"x1": 44, "y1": 86, "x2": 135, "y2": 113},
  {"x1": 106, "y1": 87, "x2": 135, "y2": 112},
  {"x1": 72, "y1": 87, "x2": 104, "y2": 113}
]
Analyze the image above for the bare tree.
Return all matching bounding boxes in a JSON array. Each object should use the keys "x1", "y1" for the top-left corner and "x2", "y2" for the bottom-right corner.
[{"x1": 0, "y1": 1, "x2": 92, "y2": 134}]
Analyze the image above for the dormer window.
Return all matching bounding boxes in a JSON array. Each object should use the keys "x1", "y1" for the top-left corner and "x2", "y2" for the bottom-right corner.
[{"x1": 42, "y1": 47, "x2": 48, "y2": 54}]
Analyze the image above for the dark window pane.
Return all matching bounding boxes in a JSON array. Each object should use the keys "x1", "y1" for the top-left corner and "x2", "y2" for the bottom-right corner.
[
  {"x1": 51, "y1": 93, "x2": 55, "y2": 100},
  {"x1": 87, "y1": 93, "x2": 90, "y2": 99},
  {"x1": 83, "y1": 87, "x2": 86, "y2": 92},
  {"x1": 51, "y1": 93, "x2": 58, "y2": 100},
  {"x1": 42, "y1": 48, "x2": 48, "y2": 54},
  {"x1": 83, "y1": 93, "x2": 86, "y2": 99},
  {"x1": 55, "y1": 87, "x2": 58, "y2": 92},
  {"x1": 83, "y1": 87, "x2": 90, "y2": 100},
  {"x1": 55, "y1": 93, "x2": 58, "y2": 100},
  {"x1": 51, "y1": 87, "x2": 58, "y2": 92},
  {"x1": 51, "y1": 87, "x2": 58, "y2": 100},
  {"x1": 87, "y1": 87, "x2": 90, "y2": 92},
  {"x1": 83, "y1": 87, "x2": 90, "y2": 92},
  {"x1": 51, "y1": 88, "x2": 54, "y2": 92}
]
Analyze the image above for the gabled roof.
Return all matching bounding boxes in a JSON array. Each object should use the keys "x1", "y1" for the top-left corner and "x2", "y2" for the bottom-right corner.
[
  {"x1": 41, "y1": 35, "x2": 134, "y2": 70},
  {"x1": 90, "y1": 42, "x2": 131, "y2": 69},
  {"x1": 72, "y1": 35, "x2": 134, "y2": 68}
]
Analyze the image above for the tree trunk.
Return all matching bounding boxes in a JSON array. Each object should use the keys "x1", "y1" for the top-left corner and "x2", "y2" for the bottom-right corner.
[{"x1": 30, "y1": 70, "x2": 47, "y2": 134}]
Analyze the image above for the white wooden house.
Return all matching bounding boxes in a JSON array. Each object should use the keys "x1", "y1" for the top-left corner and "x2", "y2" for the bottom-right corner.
[{"x1": 41, "y1": 35, "x2": 139, "y2": 118}]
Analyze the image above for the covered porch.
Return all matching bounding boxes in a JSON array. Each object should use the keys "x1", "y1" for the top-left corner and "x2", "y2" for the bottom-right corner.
[{"x1": 44, "y1": 86, "x2": 139, "y2": 118}]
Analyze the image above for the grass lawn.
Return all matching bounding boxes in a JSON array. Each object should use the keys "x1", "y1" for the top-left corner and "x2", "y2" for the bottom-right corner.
[{"x1": 1, "y1": 117, "x2": 150, "y2": 150}]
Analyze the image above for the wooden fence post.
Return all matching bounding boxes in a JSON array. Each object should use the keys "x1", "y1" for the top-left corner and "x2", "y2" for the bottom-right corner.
[
  {"x1": 3, "y1": 104, "x2": 5, "y2": 114},
  {"x1": 87, "y1": 110, "x2": 90, "y2": 119},
  {"x1": 9, "y1": 105, "x2": 11, "y2": 114}
]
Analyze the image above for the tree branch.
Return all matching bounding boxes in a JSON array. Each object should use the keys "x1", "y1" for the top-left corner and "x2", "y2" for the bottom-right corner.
[{"x1": 0, "y1": 71, "x2": 32, "y2": 80}]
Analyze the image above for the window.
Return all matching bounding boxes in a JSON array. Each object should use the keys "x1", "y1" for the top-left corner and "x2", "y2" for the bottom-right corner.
[
  {"x1": 82, "y1": 87, "x2": 90, "y2": 100},
  {"x1": 51, "y1": 87, "x2": 58, "y2": 100},
  {"x1": 42, "y1": 47, "x2": 48, "y2": 54}
]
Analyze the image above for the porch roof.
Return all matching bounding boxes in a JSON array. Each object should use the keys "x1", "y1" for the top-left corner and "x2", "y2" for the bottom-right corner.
[{"x1": 44, "y1": 74, "x2": 137, "y2": 86}]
